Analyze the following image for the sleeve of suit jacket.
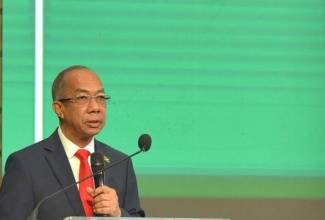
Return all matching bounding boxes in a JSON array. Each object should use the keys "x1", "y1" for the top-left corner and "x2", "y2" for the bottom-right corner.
[
  {"x1": 119, "y1": 158, "x2": 145, "y2": 217},
  {"x1": 0, "y1": 153, "x2": 35, "y2": 220}
]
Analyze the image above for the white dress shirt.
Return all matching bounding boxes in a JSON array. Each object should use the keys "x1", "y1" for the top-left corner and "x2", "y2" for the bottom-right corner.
[{"x1": 58, "y1": 127, "x2": 95, "y2": 186}]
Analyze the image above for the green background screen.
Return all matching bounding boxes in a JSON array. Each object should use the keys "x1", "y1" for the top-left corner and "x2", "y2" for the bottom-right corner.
[{"x1": 3, "y1": 0, "x2": 325, "y2": 199}]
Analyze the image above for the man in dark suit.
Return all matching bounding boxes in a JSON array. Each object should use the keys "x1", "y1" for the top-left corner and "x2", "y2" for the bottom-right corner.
[{"x1": 0, "y1": 65, "x2": 145, "y2": 220}]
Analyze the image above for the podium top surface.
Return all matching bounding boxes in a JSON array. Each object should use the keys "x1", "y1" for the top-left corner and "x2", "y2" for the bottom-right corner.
[{"x1": 63, "y1": 217, "x2": 230, "y2": 220}]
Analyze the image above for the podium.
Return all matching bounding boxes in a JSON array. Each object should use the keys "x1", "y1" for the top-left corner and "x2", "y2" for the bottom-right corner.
[{"x1": 63, "y1": 218, "x2": 230, "y2": 220}]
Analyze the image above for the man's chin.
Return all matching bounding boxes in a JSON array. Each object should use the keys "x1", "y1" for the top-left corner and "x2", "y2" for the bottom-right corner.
[{"x1": 86, "y1": 127, "x2": 103, "y2": 136}]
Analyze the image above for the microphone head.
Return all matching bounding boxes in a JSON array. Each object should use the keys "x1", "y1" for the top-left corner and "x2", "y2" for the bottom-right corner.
[
  {"x1": 138, "y1": 134, "x2": 152, "y2": 152},
  {"x1": 91, "y1": 152, "x2": 106, "y2": 188},
  {"x1": 91, "y1": 152, "x2": 105, "y2": 172}
]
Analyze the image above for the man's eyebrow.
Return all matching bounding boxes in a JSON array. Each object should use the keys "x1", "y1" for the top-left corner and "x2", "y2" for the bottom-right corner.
[{"x1": 75, "y1": 88, "x2": 105, "y2": 94}]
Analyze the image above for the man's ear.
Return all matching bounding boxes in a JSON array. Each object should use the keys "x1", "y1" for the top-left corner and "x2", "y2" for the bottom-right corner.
[{"x1": 52, "y1": 101, "x2": 64, "y2": 118}]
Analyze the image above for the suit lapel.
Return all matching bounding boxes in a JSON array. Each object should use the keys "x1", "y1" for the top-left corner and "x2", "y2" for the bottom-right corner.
[{"x1": 43, "y1": 130, "x2": 85, "y2": 216}]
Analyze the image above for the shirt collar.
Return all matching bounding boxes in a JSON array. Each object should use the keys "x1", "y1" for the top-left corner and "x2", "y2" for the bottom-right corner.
[{"x1": 58, "y1": 127, "x2": 95, "y2": 159}]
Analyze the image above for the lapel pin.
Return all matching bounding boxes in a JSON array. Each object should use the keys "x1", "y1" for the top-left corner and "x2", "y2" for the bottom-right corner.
[{"x1": 103, "y1": 156, "x2": 110, "y2": 163}]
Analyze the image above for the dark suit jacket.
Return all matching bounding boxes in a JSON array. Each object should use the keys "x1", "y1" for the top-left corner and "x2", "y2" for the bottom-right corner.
[{"x1": 0, "y1": 129, "x2": 145, "y2": 220}]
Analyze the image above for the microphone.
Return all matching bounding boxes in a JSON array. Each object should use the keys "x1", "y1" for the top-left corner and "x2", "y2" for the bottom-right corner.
[
  {"x1": 91, "y1": 152, "x2": 107, "y2": 217},
  {"x1": 28, "y1": 134, "x2": 152, "y2": 220},
  {"x1": 138, "y1": 134, "x2": 151, "y2": 152},
  {"x1": 91, "y1": 152, "x2": 105, "y2": 188}
]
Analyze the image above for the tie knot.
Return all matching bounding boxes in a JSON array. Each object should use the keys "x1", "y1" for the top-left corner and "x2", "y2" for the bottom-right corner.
[{"x1": 75, "y1": 149, "x2": 90, "y2": 160}]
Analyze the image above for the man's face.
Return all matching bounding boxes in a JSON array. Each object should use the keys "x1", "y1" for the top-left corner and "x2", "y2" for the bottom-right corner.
[{"x1": 56, "y1": 69, "x2": 107, "y2": 145}]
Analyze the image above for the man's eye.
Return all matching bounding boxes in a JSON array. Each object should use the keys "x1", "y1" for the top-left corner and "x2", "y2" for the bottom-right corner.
[
  {"x1": 97, "y1": 95, "x2": 106, "y2": 100},
  {"x1": 76, "y1": 96, "x2": 89, "y2": 100}
]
